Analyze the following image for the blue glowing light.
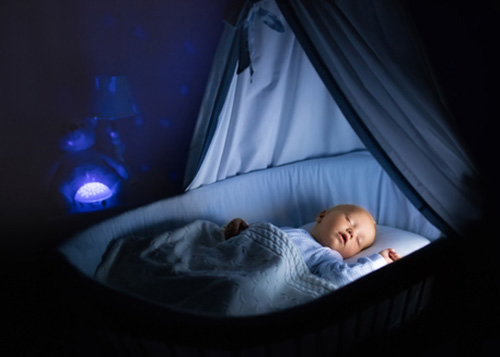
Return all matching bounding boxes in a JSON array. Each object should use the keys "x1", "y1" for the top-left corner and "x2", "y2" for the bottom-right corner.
[
  {"x1": 134, "y1": 26, "x2": 147, "y2": 39},
  {"x1": 183, "y1": 41, "x2": 196, "y2": 54},
  {"x1": 159, "y1": 118, "x2": 172, "y2": 128},
  {"x1": 180, "y1": 85, "x2": 189, "y2": 95},
  {"x1": 74, "y1": 182, "x2": 113, "y2": 203},
  {"x1": 102, "y1": 13, "x2": 116, "y2": 28},
  {"x1": 135, "y1": 116, "x2": 144, "y2": 127}
]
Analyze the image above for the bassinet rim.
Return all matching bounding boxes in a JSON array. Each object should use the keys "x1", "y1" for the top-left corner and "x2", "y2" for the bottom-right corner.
[{"x1": 50, "y1": 235, "x2": 452, "y2": 350}]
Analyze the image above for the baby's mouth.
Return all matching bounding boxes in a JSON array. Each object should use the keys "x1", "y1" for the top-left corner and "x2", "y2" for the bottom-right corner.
[{"x1": 338, "y1": 232, "x2": 347, "y2": 244}]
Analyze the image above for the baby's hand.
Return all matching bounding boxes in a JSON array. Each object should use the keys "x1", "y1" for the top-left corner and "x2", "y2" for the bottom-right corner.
[
  {"x1": 379, "y1": 248, "x2": 401, "y2": 264},
  {"x1": 224, "y1": 218, "x2": 249, "y2": 239}
]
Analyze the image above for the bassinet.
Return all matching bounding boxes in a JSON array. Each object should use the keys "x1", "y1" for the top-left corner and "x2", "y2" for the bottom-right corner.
[
  {"x1": 57, "y1": 151, "x2": 449, "y2": 355},
  {"x1": 55, "y1": 0, "x2": 483, "y2": 355}
]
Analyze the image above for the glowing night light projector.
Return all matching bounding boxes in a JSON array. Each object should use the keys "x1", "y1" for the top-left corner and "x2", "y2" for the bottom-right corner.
[
  {"x1": 49, "y1": 74, "x2": 137, "y2": 214},
  {"x1": 74, "y1": 181, "x2": 113, "y2": 204},
  {"x1": 49, "y1": 117, "x2": 128, "y2": 213}
]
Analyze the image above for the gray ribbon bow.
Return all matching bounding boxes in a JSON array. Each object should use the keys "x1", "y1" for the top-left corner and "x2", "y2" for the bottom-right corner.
[{"x1": 237, "y1": 5, "x2": 285, "y2": 78}]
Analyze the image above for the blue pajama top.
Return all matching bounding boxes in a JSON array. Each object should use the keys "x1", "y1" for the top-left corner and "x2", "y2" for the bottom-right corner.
[{"x1": 281, "y1": 227, "x2": 386, "y2": 288}]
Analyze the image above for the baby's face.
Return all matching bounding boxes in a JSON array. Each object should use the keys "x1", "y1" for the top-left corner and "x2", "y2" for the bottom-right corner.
[{"x1": 309, "y1": 206, "x2": 376, "y2": 259}]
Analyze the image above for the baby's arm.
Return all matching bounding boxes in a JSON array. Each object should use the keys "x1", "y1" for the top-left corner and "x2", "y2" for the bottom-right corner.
[
  {"x1": 224, "y1": 218, "x2": 249, "y2": 239},
  {"x1": 379, "y1": 248, "x2": 401, "y2": 264},
  {"x1": 313, "y1": 250, "x2": 386, "y2": 289},
  {"x1": 312, "y1": 248, "x2": 400, "y2": 289}
]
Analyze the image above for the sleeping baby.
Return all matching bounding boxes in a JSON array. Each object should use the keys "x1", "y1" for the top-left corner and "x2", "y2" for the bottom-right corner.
[{"x1": 224, "y1": 204, "x2": 401, "y2": 287}]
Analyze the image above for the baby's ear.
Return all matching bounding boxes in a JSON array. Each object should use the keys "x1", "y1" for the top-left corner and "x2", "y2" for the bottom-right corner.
[{"x1": 315, "y1": 210, "x2": 328, "y2": 223}]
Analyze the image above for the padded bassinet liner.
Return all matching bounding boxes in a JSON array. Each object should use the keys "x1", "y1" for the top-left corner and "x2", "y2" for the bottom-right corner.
[{"x1": 60, "y1": 150, "x2": 440, "y2": 279}]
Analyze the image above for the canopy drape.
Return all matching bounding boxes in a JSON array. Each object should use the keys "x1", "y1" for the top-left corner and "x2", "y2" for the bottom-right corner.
[
  {"x1": 185, "y1": 0, "x2": 364, "y2": 191},
  {"x1": 185, "y1": 0, "x2": 484, "y2": 236},
  {"x1": 276, "y1": 0, "x2": 483, "y2": 235}
]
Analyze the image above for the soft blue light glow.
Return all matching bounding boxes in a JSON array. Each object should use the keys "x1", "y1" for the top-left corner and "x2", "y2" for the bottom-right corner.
[
  {"x1": 89, "y1": 75, "x2": 139, "y2": 119},
  {"x1": 108, "y1": 77, "x2": 117, "y2": 93},
  {"x1": 135, "y1": 116, "x2": 144, "y2": 127},
  {"x1": 159, "y1": 118, "x2": 172, "y2": 128},
  {"x1": 180, "y1": 85, "x2": 189, "y2": 95},
  {"x1": 134, "y1": 26, "x2": 147, "y2": 39},
  {"x1": 74, "y1": 182, "x2": 113, "y2": 203},
  {"x1": 102, "y1": 13, "x2": 116, "y2": 28},
  {"x1": 183, "y1": 41, "x2": 196, "y2": 54}
]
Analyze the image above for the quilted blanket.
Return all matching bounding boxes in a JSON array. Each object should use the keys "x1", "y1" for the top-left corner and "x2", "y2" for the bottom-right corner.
[{"x1": 95, "y1": 220, "x2": 335, "y2": 316}]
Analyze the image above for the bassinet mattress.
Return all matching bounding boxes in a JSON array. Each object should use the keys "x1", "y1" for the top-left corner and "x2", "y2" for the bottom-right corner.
[{"x1": 59, "y1": 150, "x2": 440, "y2": 281}]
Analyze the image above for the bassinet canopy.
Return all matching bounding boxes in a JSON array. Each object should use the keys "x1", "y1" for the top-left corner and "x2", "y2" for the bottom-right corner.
[{"x1": 184, "y1": 0, "x2": 484, "y2": 237}]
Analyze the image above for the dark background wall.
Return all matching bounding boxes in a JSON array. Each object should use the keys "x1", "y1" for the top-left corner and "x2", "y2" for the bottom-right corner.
[
  {"x1": 406, "y1": 0, "x2": 496, "y2": 180},
  {"x1": 1, "y1": 0, "x2": 230, "y2": 255}
]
